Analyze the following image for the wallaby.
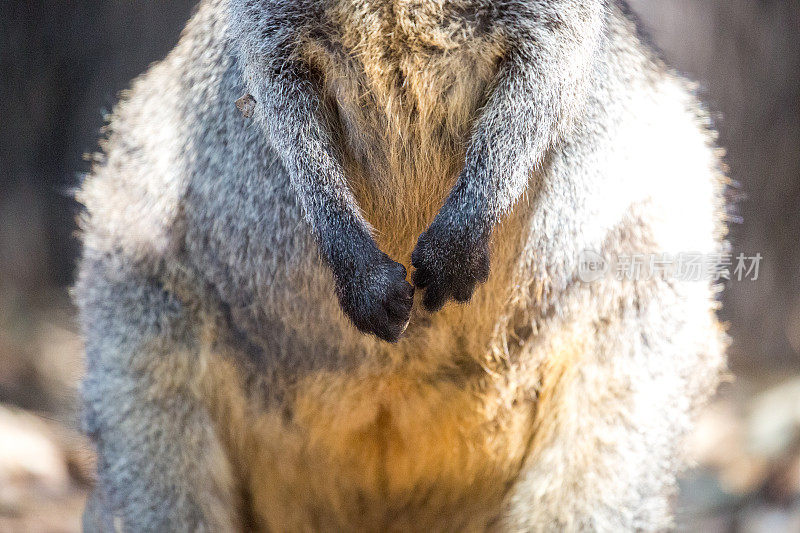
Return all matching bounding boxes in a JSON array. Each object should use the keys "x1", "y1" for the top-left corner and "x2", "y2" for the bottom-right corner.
[{"x1": 75, "y1": 0, "x2": 728, "y2": 530}]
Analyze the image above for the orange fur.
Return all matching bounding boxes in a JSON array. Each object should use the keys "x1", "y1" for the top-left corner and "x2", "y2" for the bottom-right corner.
[
  {"x1": 195, "y1": 329, "x2": 541, "y2": 531},
  {"x1": 300, "y1": 1, "x2": 506, "y2": 261}
]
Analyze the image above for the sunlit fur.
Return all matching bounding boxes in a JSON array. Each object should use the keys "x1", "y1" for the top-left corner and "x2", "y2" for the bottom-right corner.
[{"x1": 76, "y1": 0, "x2": 728, "y2": 530}]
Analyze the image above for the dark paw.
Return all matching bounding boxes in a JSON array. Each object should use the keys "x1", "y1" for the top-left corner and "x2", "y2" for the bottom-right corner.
[
  {"x1": 411, "y1": 225, "x2": 490, "y2": 313},
  {"x1": 336, "y1": 253, "x2": 414, "y2": 343}
]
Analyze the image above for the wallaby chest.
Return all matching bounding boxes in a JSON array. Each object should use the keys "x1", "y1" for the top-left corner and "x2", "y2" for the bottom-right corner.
[{"x1": 301, "y1": 0, "x2": 506, "y2": 255}]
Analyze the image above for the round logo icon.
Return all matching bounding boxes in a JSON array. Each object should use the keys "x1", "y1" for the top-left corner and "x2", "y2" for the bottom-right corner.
[{"x1": 578, "y1": 250, "x2": 609, "y2": 283}]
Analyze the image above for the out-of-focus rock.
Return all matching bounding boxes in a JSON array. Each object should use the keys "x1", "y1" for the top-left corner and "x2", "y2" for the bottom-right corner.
[
  {"x1": 0, "y1": 406, "x2": 71, "y2": 503},
  {"x1": 748, "y1": 378, "x2": 800, "y2": 461},
  {"x1": 678, "y1": 378, "x2": 800, "y2": 530},
  {"x1": 737, "y1": 504, "x2": 800, "y2": 533},
  {"x1": 0, "y1": 405, "x2": 93, "y2": 533}
]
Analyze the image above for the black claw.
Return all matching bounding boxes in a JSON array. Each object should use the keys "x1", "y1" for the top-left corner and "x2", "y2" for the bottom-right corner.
[
  {"x1": 375, "y1": 325, "x2": 397, "y2": 343},
  {"x1": 412, "y1": 267, "x2": 431, "y2": 288},
  {"x1": 422, "y1": 282, "x2": 447, "y2": 313},
  {"x1": 411, "y1": 224, "x2": 491, "y2": 312},
  {"x1": 336, "y1": 255, "x2": 414, "y2": 343},
  {"x1": 453, "y1": 283, "x2": 475, "y2": 303},
  {"x1": 399, "y1": 281, "x2": 415, "y2": 300},
  {"x1": 387, "y1": 299, "x2": 411, "y2": 322}
]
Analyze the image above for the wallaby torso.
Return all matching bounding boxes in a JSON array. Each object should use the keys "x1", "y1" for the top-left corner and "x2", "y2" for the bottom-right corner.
[{"x1": 76, "y1": 0, "x2": 727, "y2": 530}]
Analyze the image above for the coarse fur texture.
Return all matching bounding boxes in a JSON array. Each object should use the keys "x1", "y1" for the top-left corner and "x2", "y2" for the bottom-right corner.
[{"x1": 75, "y1": 0, "x2": 728, "y2": 530}]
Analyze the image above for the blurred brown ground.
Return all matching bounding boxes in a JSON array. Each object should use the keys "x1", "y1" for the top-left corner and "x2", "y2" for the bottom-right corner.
[{"x1": 0, "y1": 1, "x2": 798, "y2": 531}]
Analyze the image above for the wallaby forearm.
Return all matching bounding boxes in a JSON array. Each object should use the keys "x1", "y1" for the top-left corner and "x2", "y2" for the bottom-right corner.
[
  {"x1": 456, "y1": 3, "x2": 606, "y2": 223},
  {"x1": 253, "y1": 62, "x2": 378, "y2": 272},
  {"x1": 412, "y1": 0, "x2": 607, "y2": 310},
  {"x1": 230, "y1": 5, "x2": 414, "y2": 341}
]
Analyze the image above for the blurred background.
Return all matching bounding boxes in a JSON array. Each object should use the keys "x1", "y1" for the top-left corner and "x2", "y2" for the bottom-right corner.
[{"x1": 0, "y1": 0, "x2": 798, "y2": 531}]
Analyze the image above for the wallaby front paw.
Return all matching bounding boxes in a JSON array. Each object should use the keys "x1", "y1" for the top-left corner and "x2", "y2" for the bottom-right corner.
[
  {"x1": 411, "y1": 225, "x2": 490, "y2": 312},
  {"x1": 336, "y1": 254, "x2": 414, "y2": 342}
]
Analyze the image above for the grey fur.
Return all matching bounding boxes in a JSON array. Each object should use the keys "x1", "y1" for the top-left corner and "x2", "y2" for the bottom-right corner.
[{"x1": 75, "y1": 0, "x2": 727, "y2": 530}]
